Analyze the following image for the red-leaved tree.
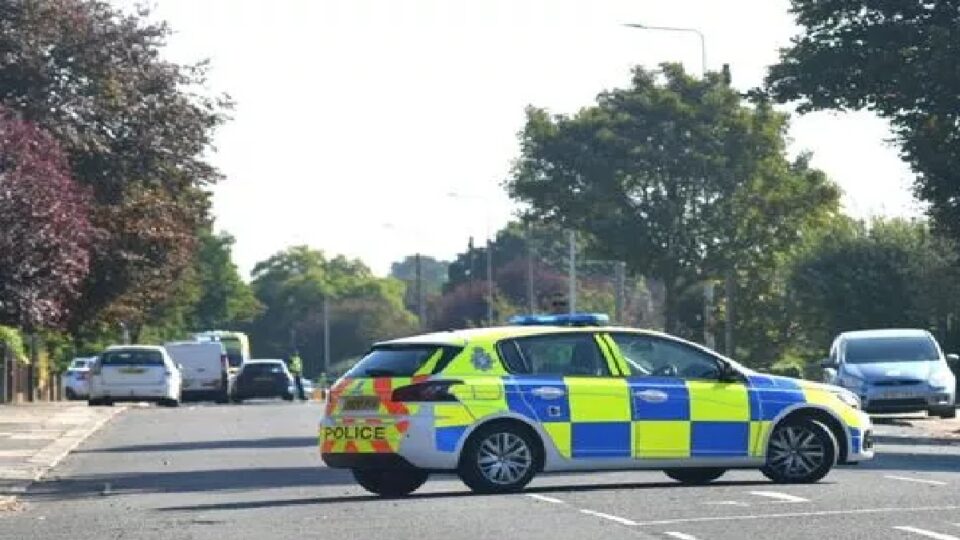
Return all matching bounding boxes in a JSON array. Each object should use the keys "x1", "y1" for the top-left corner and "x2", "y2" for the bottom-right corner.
[{"x1": 0, "y1": 108, "x2": 92, "y2": 329}]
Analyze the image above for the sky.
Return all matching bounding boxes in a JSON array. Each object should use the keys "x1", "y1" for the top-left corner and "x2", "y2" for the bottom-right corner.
[{"x1": 118, "y1": 0, "x2": 920, "y2": 278}]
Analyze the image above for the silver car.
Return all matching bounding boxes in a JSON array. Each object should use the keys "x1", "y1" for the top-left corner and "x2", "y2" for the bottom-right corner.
[
  {"x1": 61, "y1": 357, "x2": 96, "y2": 400},
  {"x1": 822, "y1": 329, "x2": 957, "y2": 418}
]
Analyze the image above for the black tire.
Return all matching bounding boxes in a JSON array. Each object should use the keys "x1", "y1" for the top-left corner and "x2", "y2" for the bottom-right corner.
[
  {"x1": 65, "y1": 388, "x2": 77, "y2": 401},
  {"x1": 664, "y1": 468, "x2": 726, "y2": 485},
  {"x1": 159, "y1": 397, "x2": 180, "y2": 408},
  {"x1": 931, "y1": 407, "x2": 957, "y2": 419},
  {"x1": 232, "y1": 396, "x2": 244, "y2": 404},
  {"x1": 761, "y1": 417, "x2": 837, "y2": 484},
  {"x1": 282, "y1": 393, "x2": 294, "y2": 401},
  {"x1": 87, "y1": 398, "x2": 102, "y2": 406},
  {"x1": 458, "y1": 422, "x2": 540, "y2": 494},
  {"x1": 351, "y1": 469, "x2": 428, "y2": 497}
]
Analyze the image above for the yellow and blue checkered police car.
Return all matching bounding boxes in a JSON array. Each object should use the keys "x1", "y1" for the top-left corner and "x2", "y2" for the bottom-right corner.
[{"x1": 320, "y1": 314, "x2": 873, "y2": 496}]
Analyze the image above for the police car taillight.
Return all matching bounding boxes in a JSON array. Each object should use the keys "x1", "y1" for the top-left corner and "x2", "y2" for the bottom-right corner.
[{"x1": 391, "y1": 380, "x2": 462, "y2": 402}]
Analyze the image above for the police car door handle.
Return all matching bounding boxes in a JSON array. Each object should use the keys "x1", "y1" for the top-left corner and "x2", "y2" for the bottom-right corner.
[
  {"x1": 531, "y1": 387, "x2": 566, "y2": 399},
  {"x1": 633, "y1": 389, "x2": 668, "y2": 403}
]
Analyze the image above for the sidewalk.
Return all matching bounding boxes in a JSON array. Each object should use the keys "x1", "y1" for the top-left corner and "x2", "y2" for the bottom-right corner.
[
  {"x1": 0, "y1": 402, "x2": 124, "y2": 509},
  {"x1": 872, "y1": 414, "x2": 960, "y2": 446}
]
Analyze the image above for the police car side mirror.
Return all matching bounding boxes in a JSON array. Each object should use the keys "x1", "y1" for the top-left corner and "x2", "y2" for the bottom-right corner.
[
  {"x1": 820, "y1": 358, "x2": 838, "y2": 369},
  {"x1": 718, "y1": 362, "x2": 743, "y2": 383}
]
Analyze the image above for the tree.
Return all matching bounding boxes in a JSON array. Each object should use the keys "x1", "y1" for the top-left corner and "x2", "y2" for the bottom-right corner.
[
  {"x1": 249, "y1": 247, "x2": 417, "y2": 375},
  {"x1": 0, "y1": 108, "x2": 92, "y2": 330},
  {"x1": 390, "y1": 255, "x2": 449, "y2": 313},
  {"x1": 766, "y1": 0, "x2": 960, "y2": 238},
  {"x1": 0, "y1": 0, "x2": 230, "y2": 336},
  {"x1": 789, "y1": 218, "x2": 960, "y2": 360},
  {"x1": 509, "y1": 64, "x2": 840, "y2": 337}
]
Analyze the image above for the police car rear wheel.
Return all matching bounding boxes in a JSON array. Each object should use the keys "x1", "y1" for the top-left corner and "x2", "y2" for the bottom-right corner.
[
  {"x1": 459, "y1": 424, "x2": 538, "y2": 494},
  {"x1": 351, "y1": 469, "x2": 428, "y2": 497},
  {"x1": 664, "y1": 468, "x2": 726, "y2": 485},
  {"x1": 761, "y1": 418, "x2": 836, "y2": 484}
]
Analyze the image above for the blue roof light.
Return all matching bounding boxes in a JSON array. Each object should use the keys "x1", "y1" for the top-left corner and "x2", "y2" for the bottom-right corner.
[{"x1": 507, "y1": 313, "x2": 610, "y2": 327}]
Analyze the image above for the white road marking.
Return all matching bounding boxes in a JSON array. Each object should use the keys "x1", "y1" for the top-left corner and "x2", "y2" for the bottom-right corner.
[
  {"x1": 885, "y1": 475, "x2": 949, "y2": 486},
  {"x1": 892, "y1": 526, "x2": 960, "y2": 540},
  {"x1": 579, "y1": 509, "x2": 638, "y2": 526},
  {"x1": 664, "y1": 533, "x2": 699, "y2": 540},
  {"x1": 632, "y1": 505, "x2": 960, "y2": 527},
  {"x1": 703, "y1": 500, "x2": 749, "y2": 507},
  {"x1": 526, "y1": 494, "x2": 565, "y2": 504},
  {"x1": 748, "y1": 491, "x2": 810, "y2": 503}
]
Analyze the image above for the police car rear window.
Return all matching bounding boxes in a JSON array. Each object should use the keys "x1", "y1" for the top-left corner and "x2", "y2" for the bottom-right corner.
[{"x1": 344, "y1": 346, "x2": 461, "y2": 378}]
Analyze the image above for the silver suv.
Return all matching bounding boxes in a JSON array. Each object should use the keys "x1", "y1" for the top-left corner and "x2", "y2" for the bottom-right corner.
[{"x1": 822, "y1": 329, "x2": 957, "y2": 418}]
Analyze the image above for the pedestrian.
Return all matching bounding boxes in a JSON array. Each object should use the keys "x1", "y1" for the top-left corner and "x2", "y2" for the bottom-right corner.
[{"x1": 288, "y1": 351, "x2": 305, "y2": 401}]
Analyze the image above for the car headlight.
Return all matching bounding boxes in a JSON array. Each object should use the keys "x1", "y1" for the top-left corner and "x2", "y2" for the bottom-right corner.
[
  {"x1": 831, "y1": 388, "x2": 861, "y2": 410},
  {"x1": 838, "y1": 374, "x2": 866, "y2": 391},
  {"x1": 930, "y1": 369, "x2": 955, "y2": 389}
]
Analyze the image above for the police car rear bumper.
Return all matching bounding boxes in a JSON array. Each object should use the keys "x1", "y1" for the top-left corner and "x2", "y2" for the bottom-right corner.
[{"x1": 321, "y1": 452, "x2": 420, "y2": 470}]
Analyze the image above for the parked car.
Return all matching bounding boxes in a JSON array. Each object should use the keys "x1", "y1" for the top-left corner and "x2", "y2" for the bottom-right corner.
[
  {"x1": 231, "y1": 359, "x2": 295, "y2": 402},
  {"x1": 61, "y1": 357, "x2": 96, "y2": 400},
  {"x1": 88, "y1": 346, "x2": 182, "y2": 407},
  {"x1": 822, "y1": 329, "x2": 957, "y2": 418},
  {"x1": 163, "y1": 340, "x2": 230, "y2": 403}
]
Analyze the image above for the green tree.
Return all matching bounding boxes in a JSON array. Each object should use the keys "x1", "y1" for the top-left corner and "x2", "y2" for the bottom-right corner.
[
  {"x1": 766, "y1": 0, "x2": 960, "y2": 238},
  {"x1": 0, "y1": 0, "x2": 230, "y2": 338},
  {"x1": 390, "y1": 255, "x2": 449, "y2": 313},
  {"x1": 509, "y1": 64, "x2": 840, "y2": 339},
  {"x1": 249, "y1": 247, "x2": 417, "y2": 376},
  {"x1": 789, "y1": 218, "x2": 960, "y2": 360}
]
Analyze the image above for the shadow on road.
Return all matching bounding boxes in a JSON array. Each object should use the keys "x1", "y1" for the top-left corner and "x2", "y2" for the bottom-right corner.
[
  {"x1": 76, "y1": 436, "x2": 317, "y2": 453},
  {"x1": 155, "y1": 479, "x2": 773, "y2": 512},
  {"x1": 23, "y1": 466, "x2": 357, "y2": 502}
]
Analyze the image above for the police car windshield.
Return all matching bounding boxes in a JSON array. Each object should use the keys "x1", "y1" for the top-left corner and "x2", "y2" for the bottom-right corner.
[{"x1": 344, "y1": 346, "x2": 440, "y2": 378}]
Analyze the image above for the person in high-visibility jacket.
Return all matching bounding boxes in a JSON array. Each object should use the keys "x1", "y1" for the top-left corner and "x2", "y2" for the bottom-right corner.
[{"x1": 288, "y1": 351, "x2": 306, "y2": 401}]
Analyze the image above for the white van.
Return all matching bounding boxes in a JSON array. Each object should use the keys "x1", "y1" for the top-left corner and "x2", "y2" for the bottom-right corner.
[
  {"x1": 88, "y1": 346, "x2": 182, "y2": 407},
  {"x1": 164, "y1": 341, "x2": 230, "y2": 403}
]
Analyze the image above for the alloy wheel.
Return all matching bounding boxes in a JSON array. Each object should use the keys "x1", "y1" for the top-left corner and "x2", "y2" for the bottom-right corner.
[
  {"x1": 476, "y1": 432, "x2": 533, "y2": 485},
  {"x1": 767, "y1": 424, "x2": 827, "y2": 480}
]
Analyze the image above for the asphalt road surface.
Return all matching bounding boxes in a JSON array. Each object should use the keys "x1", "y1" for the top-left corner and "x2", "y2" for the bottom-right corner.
[{"x1": 1, "y1": 402, "x2": 958, "y2": 540}]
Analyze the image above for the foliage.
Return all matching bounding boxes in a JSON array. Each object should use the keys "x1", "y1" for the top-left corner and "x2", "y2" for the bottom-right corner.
[
  {"x1": 186, "y1": 231, "x2": 261, "y2": 330},
  {"x1": 0, "y1": 0, "x2": 230, "y2": 334},
  {"x1": 249, "y1": 247, "x2": 417, "y2": 374},
  {"x1": 766, "y1": 0, "x2": 960, "y2": 238},
  {"x1": 788, "y1": 218, "x2": 960, "y2": 361},
  {"x1": 390, "y1": 255, "x2": 449, "y2": 313},
  {"x1": 0, "y1": 107, "x2": 92, "y2": 330},
  {"x1": 508, "y1": 64, "x2": 841, "y2": 340},
  {"x1": 0, "y1": 325, "x2": 26, "y2": 363}
]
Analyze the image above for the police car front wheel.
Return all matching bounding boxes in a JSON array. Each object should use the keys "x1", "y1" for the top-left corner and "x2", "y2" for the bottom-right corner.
[
  {"x1": 458, "y1": 423, "x2": 539, "y2": 494},
  {"x1": 761, "y1": 418, "x2": 837, "y2": 484},
  {"x1": 351, "y1": 469, "x2": 428, "y2": 497}
]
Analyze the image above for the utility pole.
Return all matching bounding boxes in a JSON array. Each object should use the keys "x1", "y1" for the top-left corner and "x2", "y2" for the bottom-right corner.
[
  {"x1": 415, "y1": 253, "x2": 426, "y2": 330},
  {"x1": 724, "y1": 271, "x2": 734, "y2": 357},
  {"x1": 615, "y1": 262, "x2": 626, "y2": 324},
  {"x1": 485, "y1": 238, "x2": 494, "y2": 326},
  {"x1": 568, "y1": 229, "x2": 577, "y2": 314},
  {"x1": 703, "y1": 282, "x2": 715, "y2": 349},
  {"x1": 526, "y1": 236, "x2": 536, "y2": 313},
  {"x1": 322, "y1": 297, "x2": 330, "y2": 374}
]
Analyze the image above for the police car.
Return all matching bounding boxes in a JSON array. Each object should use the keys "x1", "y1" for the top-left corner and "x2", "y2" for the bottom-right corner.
[{"x1": 320, "y1": 314, "x2": 873, "y2": 496}]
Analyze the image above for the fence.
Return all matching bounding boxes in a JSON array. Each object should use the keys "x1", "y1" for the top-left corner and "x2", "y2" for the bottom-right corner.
[{"x1": 0, "y1": 341, "x2": 62, "y2": 404}]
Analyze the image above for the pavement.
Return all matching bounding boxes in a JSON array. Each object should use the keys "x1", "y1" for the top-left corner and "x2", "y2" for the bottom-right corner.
[
  {"x1": 0, "y1": 401, "x2": 958, "y2": 539},
  {"x1": 0, "y1": 402, "x2": 124, "y2": 507}
]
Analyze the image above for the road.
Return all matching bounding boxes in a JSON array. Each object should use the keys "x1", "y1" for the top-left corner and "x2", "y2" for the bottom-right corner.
[{"x1": 1, "y1": 403, "x2": 958, "y2": 540}]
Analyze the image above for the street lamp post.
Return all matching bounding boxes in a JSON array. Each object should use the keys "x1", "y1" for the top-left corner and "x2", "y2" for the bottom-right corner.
[
  {"x1": 623, "y1": 23, "x2": 707, "y2": 76},
  {"x1": 447, "y1": 192, "x2": 494, "y2": 326},
  {"x1": 381, "y1": 223, "x2": 428, "y2": 331}
]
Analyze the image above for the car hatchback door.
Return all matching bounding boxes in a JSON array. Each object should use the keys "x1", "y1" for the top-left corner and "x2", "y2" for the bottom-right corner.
[
  {"x1": 99, "y1": 350, "x2": 167, "y2": 386},
  {"x1": 500, "y1": 332, "x2": 631, "y2": 459}
]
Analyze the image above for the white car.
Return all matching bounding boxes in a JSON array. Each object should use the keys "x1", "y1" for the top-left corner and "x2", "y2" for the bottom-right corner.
[
  {"x1": 88, "y1": 345, "x2": 182, "y2": 407},
  {"x1": 164, "y1": 340, "x2": 230, "y2": 402},
  {"x1": 61, "y1": 357, "x2": 96, "y2": 400}
]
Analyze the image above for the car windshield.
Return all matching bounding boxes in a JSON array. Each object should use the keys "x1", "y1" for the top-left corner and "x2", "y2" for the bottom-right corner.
[
  {"x1": 100, "y1": 350, "x2": 164, "y2": 366},
  {"x1": 845, "y1": 336, "x2": 939, "y2": 364},
  {"x1": 242, "y1": 363, "x2": 286, "y2": 375}
]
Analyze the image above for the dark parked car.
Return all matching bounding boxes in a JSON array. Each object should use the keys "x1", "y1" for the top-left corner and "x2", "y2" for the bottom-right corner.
[{"x1": 231, "y1": 359, "x2": 294, "y2": 402}]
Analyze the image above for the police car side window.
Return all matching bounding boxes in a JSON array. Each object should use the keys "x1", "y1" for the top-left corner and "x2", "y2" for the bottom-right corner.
[
  {"x1": 610, "y1": 333, "x2": 721, "y2": 380},
  {"x1": 505, "y1": 334, "x2": 610, "y2": 377}
]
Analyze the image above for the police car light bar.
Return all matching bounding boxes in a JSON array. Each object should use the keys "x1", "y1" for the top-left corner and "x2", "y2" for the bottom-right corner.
[{"x1": 507, "y1": 313, "x2": 610, "y2": 327}]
